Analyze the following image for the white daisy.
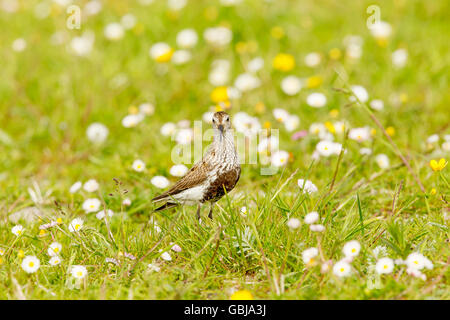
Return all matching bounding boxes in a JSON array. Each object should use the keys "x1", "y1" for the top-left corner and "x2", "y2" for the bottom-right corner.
[
  {"x1": 49, "y1": 256, "x2": 62, "y2": 266},
  {"x1": 71, "y1": 265, "x2": 88, "y2": 279},
  {"x1": 273, "y1": 108, "x2": 290, "y2": 123},
  {"x1": 271, "y1": 150, "x2": 289, "y2": 167},
  {"x1": 139, "y1": 103, "x2": 155, "y2": 116},
  {"x1": 370, "y1": 21, "x2": 392, "y2": 39},
  {"x1": 343, "y1": 240, "x2": 361, "y2": 258},
  {"x1": 122, "y1": 198, "x2": 132, "y2": 206},
  {"x1": 21, "y1": 256, "x2": 40, "y2": 274},
  {"x1": 121, "y1": 14, "x2": 136, "y2": 30},
  {"x1": 302, "y1": 247, "x2": 319, "y2": 265},
  {"x1": 349, "y1": 85, "x2": 369, "y2": 103},
  {"x1": 104, "y1": 22, "x2": 124, "y2": 41},
  {"x1": 170, "y1": 164, "x2": 189, "y2": 177},
  {"x1": 147, "y1": 263, "x2": 161, "y2": 272},
  {"x1": 69, "y1": 181, "x2": 82, "y2": 193},
  {"x1": 406, "y1": 252, "x2": 433, "y2": 271},
  {"x1": 333, "y1": 260, "x2": 351, "y2": 277},
  {"x1": 132, "y1": 159, "x2": 146, "y2": 172},
  {"x1": 306, "y1": 92, "x2": 327, "y2": 108},
  {"x1": 176, "y1": 29, "x2": 198, "y2": 48},
  {"x1": 375, "y1": 257, "x2": 394, "y2": 274},
  {"x1": 160, "y1": 251, "x2": 172, "y2": 261},
  {"x1": 151, "y1": 176, "x2": 170, "y2": 189},
  {"x1": 287, "y1": 217, "x2": 300, "y2": 229},
  {"x1": 11, "y1": 225, "x2": 24, "y2": 236},
  {"x1": 168, "y1": 0, "x2": 187, "y2": 10},
  {"x1": 203, "y1": 26, "x2": 232, "y2": 47},
  {"x1": 392, "y1": 48, "x2": 408, "y2": 68},
  {"x1": 284, "y1": 115, "x2": 300, "y2": 132},
  {"x1": 86, "y1": 122, "x2": 108, "y2": 144},
  {"x1": 47, "y1": 242, "x2": 62, "y2": 257},
  {"x1": 82, "y1": 198, "x2": 101, "y2": 213},
  {"x1": 68, "y1": 218, "x2": 84, "y2": 232},
  {"x1": 247, "y1": 57, "x2": 264, "y2": 73},
  {"x1": 348, "y1": 127, "x2": 371, "y2": 142},
  {"x1": 304, "y1": 211, "x2": 319, "y2": 224},
  {"x1": 96, "y1": 209, "x2": 114, "y2": 220},
  {"x1": 122, "y1": 114, "x2": 144, "y2": 128},
  {"x1": 234, "y1": 73, "x2": 261, "y2": 92},
  {"x1": 12, "y1": 38, "x2": 27, "y2": 52},
  {"x1": 171, "y1": 50, "x2": 192, "y2": 65},
  {"x1": 369, "y1": 99, "x2": 384, "y2": 111},
  {"x1": 304, "y1": 52, "x2": 321, "y2": 67},
  {"x1": 310, "y1": 224, "x2": 325, "y2": 232},
  {"x1": 375, "y1": 154, "x2": 390, "y2": 169},
  {"x1": 160, "y1": 122, "x2": 177, "y2": 136},
  {"x1": 281, "y1": 76, "x2": 302, "y2": 96},
  {"x1": 149, "y1": 42, "x2": 173, "y2": 61},
  {"x1": 297, "y1": 179, "x2": 318, "y2": 194},
  {"x1": 83, "y1": 179, "x2": 99, "y2": 192}
]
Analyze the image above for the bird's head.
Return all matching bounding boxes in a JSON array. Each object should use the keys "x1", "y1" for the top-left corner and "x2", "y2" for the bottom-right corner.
[{"x1": 212, "y1": 111, "x2": 231, "y2": 134}]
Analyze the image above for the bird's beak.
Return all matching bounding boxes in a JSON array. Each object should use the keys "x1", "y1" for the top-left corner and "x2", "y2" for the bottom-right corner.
[{"x1": 218, "y1": 125, "x2": 224, "y2": 133}]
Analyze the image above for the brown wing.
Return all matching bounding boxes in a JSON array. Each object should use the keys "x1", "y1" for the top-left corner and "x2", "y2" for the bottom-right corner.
[{"x1": 152, "y1": 160, "x2": 209, "y2": 202}]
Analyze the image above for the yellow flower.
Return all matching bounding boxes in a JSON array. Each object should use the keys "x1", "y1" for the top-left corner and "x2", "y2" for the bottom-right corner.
[
  {"x1": 386, "y1": 126, "x2": 395, "y2": 137},
  {"x1": 400, "y1": 93, "x2": 408, "y2": 104},
  {"x1": 430, "y1": 188, "x2": 437, "y2": 195},
  {"x1": 155, "y1": 48, "x2": 174, "y2": 63},
  {"x1": 376, "y1": 38, "x2": 388, "y2": 48},
  {"x1": 56, "y1": 218, "x2": 63, "y2": 224},
  {"x1": 430, "y1": 158, "x2": 447, "y2": 172},
  {"x1": 329, "y1": 48, "x2": 342, "y2": 60},
  {"x1": 263, "y1": 121, "x2": 271, "y2": 129},
  {"x1": 39, "y1": 229, "x2": 47, "y2": 237},
  {"x1": 270, "y1": 26, "x2": 284, "y2": 39},
  {"x1": 306, "y1": 75, "x2": 323, "y2": 88},
  {"x1": 235, "y1": 41, "x2": 247, "y2": 54},
  {"x1": 230, "y1": 289, "x2": 253, "y2": 300},
  {"x1": 18, "y1": 250, "x2": 25, "y2": 259},
  {"x1": 324, "y1": 121, "x2": 335, "y2": 133},
  {"x1": 211, "y1": 86, "x2": 229, "y2": 103},
  {"x1": 370, "y1": 128, "x2": 377, "y2": 136},
  {"x1": 329, "y1": 109, "x2": 339, "y2": 118},
  {"x1": 273, "y1": 53, "x2": 295, "y2": 72},
  {"x1": 0, "y1": 257, "x2": 3, "y2": 265},
  {"x1": 128, "y1": 105, "x2": 139, "y2": 115},
  {"x1": 255, "y1": 102, "x2": 265, "y2": 114}
]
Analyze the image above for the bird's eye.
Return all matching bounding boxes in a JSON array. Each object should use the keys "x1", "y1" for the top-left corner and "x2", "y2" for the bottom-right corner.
[
  {"x1": 226, "y1": 117, "x2": 229, "y2": 122},
  {"x1": 212, "y1": 119, "x2": 215, "y2": 123}
]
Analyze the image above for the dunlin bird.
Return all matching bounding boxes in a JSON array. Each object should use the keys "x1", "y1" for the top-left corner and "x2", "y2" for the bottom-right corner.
[{"x1": 152, "y1": 111, "x2": 241, "y2": 220}]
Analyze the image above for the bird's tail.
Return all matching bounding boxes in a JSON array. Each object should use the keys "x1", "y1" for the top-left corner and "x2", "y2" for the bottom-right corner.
[{"x1": 153, "y1": 202, "x2": 178, "y2": 212}]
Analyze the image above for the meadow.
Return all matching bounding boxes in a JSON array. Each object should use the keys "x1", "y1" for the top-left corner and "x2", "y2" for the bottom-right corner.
[{"x1": 0, "y1": 0, "x2": 448, "y2": 300}]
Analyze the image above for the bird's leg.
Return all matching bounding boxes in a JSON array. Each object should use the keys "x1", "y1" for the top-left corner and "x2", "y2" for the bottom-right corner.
[
  {"x1": 208, "y1": 202, "x2": 214, "y2": 220},
  {"x1": 196, "y1": 203, "x2": 201, "y2": 221}
]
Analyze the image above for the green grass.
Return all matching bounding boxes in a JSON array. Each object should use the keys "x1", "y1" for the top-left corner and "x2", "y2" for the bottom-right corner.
[{"x1": 0, "y1": 0, "x2": 449, "y2": 299}]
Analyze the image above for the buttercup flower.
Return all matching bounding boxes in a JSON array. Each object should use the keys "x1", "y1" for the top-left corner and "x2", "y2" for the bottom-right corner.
[
  {"x1": 230, "y1": 289, "x2": 253, "y2": 300},
  {"x1": 376, "y1": 257, "x2": 394, "y2": 274},
  {"x1": 273, "y1": 53, "x2": 295, "y2": 72},
  {"x1": 429, "y1": 158, "x2": 447, "y2": 172},
  {"x1": 68, "y1": 218, "x2": 84, "y2": 232},
  {"x1": 21, "y1": 256, "x2": 40, "y2": 274}
]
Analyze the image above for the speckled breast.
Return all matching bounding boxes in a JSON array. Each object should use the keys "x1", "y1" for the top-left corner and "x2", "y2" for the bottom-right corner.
[{"x1": 203, "y1": 166, "x2": 241, "y2": 202}]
